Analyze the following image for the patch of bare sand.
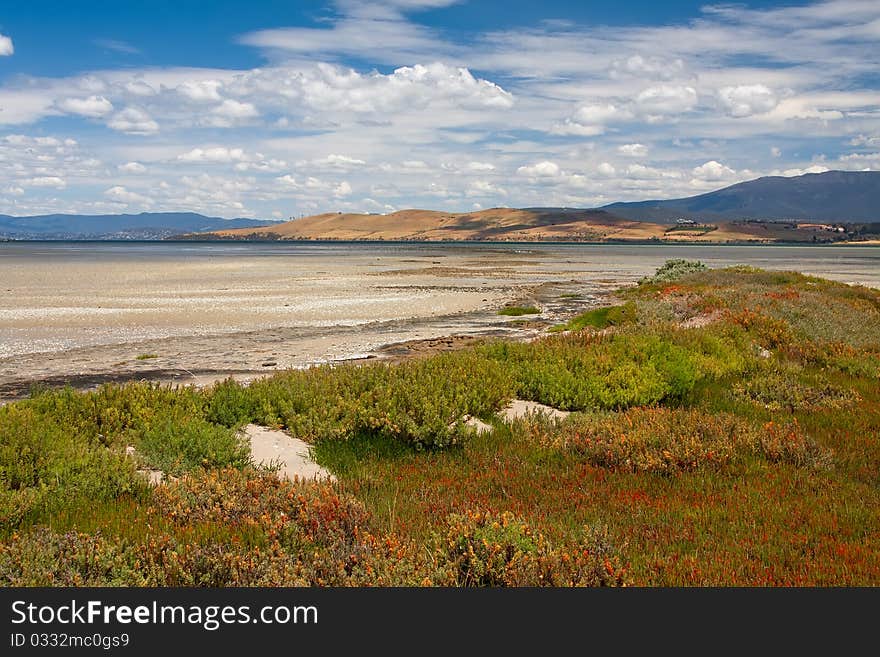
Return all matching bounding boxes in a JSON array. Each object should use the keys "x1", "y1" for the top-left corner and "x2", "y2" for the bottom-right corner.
[
  {"x1": 243, "y1": 424, "x2": 334, "y2": 482},
  {"x1": 499, "y1": 399, "x2": 570, "y2": 423}
]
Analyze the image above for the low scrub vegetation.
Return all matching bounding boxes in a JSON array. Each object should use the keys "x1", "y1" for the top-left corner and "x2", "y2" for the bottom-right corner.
[
  {"x1": 497, "y1": 305, "x2": 541, "y2": 316},
  {"x1": 1, "y1": 260, "x2": 878, "y2": 585},
  {"x1": 522, "y1": 407, "x2": 831, "y2": 473},
  {"x1": 551, "y1": 301, "x2": 637, "y2": 332}
]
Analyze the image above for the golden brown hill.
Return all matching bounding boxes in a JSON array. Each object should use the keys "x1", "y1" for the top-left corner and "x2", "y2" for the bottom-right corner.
[{"x1": 196, "y1": 207, "x2": 850, "y2": 243}]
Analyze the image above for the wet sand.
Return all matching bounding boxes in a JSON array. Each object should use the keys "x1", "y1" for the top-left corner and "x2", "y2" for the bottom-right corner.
[{"x1": 1, "y1": 242, "x2": 878, "y2": 400}]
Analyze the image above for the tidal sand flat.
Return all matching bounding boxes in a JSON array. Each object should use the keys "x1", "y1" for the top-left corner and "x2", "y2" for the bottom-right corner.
[{"x1": 1, "y1": 242, "x2": 878, "y2": 398}]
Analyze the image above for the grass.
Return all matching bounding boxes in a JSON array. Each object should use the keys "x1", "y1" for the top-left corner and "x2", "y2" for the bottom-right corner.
[
  {"x1": 550, "y1": 301, "x2": 637, "y2": 332},
  {"x1": 136, "y1": 353, "x2": 158, "y2": 360},
  {"x1": 1, "y1": 259, "x2": 879, "y2": 586},
  {"x1": 497, "y1": 305, "x2": 541, "y2": 316}
]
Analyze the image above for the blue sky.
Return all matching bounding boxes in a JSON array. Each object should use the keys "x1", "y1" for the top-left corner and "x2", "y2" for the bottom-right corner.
[{"x1": 0, "y1": 0, "x2": 878, "y2": 218}]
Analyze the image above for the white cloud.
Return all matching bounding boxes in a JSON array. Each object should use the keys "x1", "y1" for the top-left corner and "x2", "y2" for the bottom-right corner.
[
  {"x1": 597, "y1": 162, "x2": 616, "y2": 176},
  {"x1": 57, "y1": 95, "x2": 114, "y2": 118},
  {"x1": 517, "y1": 161, "x2": 560, "y2": 177},
  {"x1": 313, "y1": 154, "x2": 367, "y2": 168},
  {"x1": 610, "y1": 55, "x2": 684, "y2": 80},
  {"x1": 692, "y1": 160, "x2": 737, "y2": 181},
  {"x1": 849, "y1": 134, "x2": 880, "y2": 147},
  {"x1": 118, "y1": 161, "x2": 146, "y2": 173},
  {"x1": 780, "y1": 164, "x2": 830, "y2": 176},
  {"x1": 553, "y1": 103, "x2": 627, "y2": 136},
  {"x1": 467, "y1": 180, "x2": 506, "y2": 197},
  {"x1": 107, "y1": 107, "x2": 159, "y2": 135},
  {"x1": 104, "y1": 185, "x2": 153, "y2": 205},
  {"x1": 201, "y1": 99, "x2": 260, "y2": 127},
  {"x1": 771, "y1": 146, "x2": 782, "y2": 158},
  {"x1": 635, "y1": 85, "x2": 697, "y2": 115},
  {"x1": 334, "y1": 181, "x2": 353, "y2": 197},
  {"x1": 124, "y1": 79, "x2": 157, "y2": 96},
  {"x1": 617, "y1": 143, "x2": 648, "y2": 157},
  {"x1": 465, "y1": 161, "x2": 495, "y2": 171},
  {"x1": 26, "y1": 176, "x2": 67, "y2": 188},
  {"x1": 4, "y1": 185, "x2": 24, "y2": 196},
  {"x1": 177, "y1": 80, "x2": 224, "y2": 102},
  {"x1": 624, "y1": 164, "x2": 682, "y2": 180},
  {"x1": 0, "y1": 33, "x2": 12, "y2": 56},
  {"x1": 214, "y1": 100, "x2": 259, "y2": 118},
  {"x1": 718, "y1": 84, "x2": 778, "y2": 118},
  {"x1": 178, "y1": 147, "x2": 248, "y2": 163}
]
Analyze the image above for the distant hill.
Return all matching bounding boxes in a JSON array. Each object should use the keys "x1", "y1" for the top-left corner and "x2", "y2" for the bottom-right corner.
[
  {"x1": 0, "y1": 212, "x2": 277, "y2": 239},
  {"x1": 602, "y1": 170, "x2": 880, "y2": 223},
  {"x1": 193, "y1": 204, "x2": 864, "y2": 244},
  {"x1": 196, "y1": 207, "x2": 664, "y2": 242}
]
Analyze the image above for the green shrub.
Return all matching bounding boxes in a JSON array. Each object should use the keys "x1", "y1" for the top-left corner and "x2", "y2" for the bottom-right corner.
[
  {"x1": 497, "y1": 306, "x2": 541, "y2": 316},
  {"x1": 640, "y1": 259, "x2": 707, "y2": 284},
  {"x1": 483, "y1": 333, "x2": 700, "y2": 411},
  {"x1": 249, "y1": 351, "x2": 513, "y2": 448},
  {"x1": 0, "y1": 404, "x2": 143, "y2": 530},
  {"x1": 205, "y1": 378, "x2": 257, "y2": 428},
  {"x1": 136, "y1": 416, "x2": 251, "y2": 476},
  {"x1": 556, "y1": 301, "x2": 637, "y2": 332}
]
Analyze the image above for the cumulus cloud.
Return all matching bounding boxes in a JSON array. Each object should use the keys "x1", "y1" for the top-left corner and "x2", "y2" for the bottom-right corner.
[
  {"x1": 517, "y1": 161, "x2": 560, "y2": 177},
  {"x1": 26, "y1": 176, "x2": 67, "y2": 188},
  {"x1": 313, "y1": 154, "x2": 367, "y2": 168},
  {"x1": 57, "y1": 95, "x2": 114, "y2": 117},
  {"x1": 849, "y1": 134, "x2": 880, "y2": 147},
  {"x1": 107, "y1": 107, "x2": 159, "y2": 135},
  {"x1": 467, "y1": 180, "x2": 506, "y2": 197},
  {"x1": 624, "y1": 164, "x2": 682, "y2": 180},
  {"x1": 0, "y1": 33, "x2": 12, "y2": 56},
  {"x1": 201, "y1": 99, "x2": 260, "y2": 127},
  {"x1": 178, "y1": 147, "x2": 249, "y2": 163},
  {"x1": 227, "y1": 62, "x2": 513, "y2": 118},
  {"x1": 780, "y1": 165, "x2": 830, "y2": 176},
  {"x1": 635, "y1": 85, "x2": 697, "y2": 116},
  {"x1": 692, "y1": 160, "x2": 737, "y2": 181},
  {"x1": 124, "y1": 79, "x2": 157, "y2": 97},
  {"x1": 104, "y1": 185, "x2": 153, "y2": 205},
  {"x1": 610, "y1": 55, "x2": 684, "y2": 80},
  {"x1": 117, "y1": 161, "x2": 146, "y2": 173},
  {"x1": 718, "y1": 84, "x2": 778, "y2": 118},
  {"x1": 553, "y1": 103, "x2": 627, "y2": 136},
  {"x1": 177, "y1": 80, "x2": 224, "y2": 102},
  {"x1": 334, "y1": 181, "x2": 353, "y2": 197},
  {"x1": 617, "y1": 143, "x2": 648, "y2": 157}
]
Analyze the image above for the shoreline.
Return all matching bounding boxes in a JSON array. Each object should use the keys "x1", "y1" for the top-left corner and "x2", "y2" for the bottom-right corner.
[
  {"x1": 5, "y1": 237, "x2": 880, "y2": 246},
  {"x1": 0, "y1": 279, "x2": 609, "y2": 402}
]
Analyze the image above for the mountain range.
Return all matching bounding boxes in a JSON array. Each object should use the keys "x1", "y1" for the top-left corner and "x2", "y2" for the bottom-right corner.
[
  {"x1": 0, "y1": 212, "x2": 276, "y2": 239},
  {"x1": 0, "y1": 171, "x2": 877, "y2": 241},
  {"x1": 602, "y1": 170, "x2": 879, "y2": 223}
]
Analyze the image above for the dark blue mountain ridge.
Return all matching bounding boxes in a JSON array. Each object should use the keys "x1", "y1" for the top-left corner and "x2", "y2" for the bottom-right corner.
[
  {"x1": 0, "y1": 212, "x2": 278, "y2": 238},
  {"x1": 601, "y1": 170, "x2": 880, "y2": 223}
]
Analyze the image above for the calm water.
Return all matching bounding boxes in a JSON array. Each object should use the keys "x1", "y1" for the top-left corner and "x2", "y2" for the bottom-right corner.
[{"x1": 1, "y1": 241, "x2": 878, "y2": 287}]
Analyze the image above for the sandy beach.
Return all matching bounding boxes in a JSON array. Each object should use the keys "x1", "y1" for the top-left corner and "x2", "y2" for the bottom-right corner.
[{"x1": 1, "y1": 241, "x2": 878, "y2": 400}]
